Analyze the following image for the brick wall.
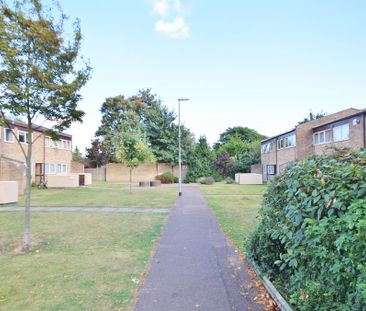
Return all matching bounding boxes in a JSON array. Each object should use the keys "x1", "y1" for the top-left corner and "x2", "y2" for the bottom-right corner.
[
  {"x1": 277, "y1": 147, "x2": 297, "y2": 172},
  {"x1": 250, "y1": 164, "x2": 262, "y2": 174},
  {"x1": 295, "y1": 108, "x2": 361, "y2": 160},
  {"x1": 70, "y1": 161, "x2": 85, "y2": 173},
  {"x1": 106, "y1": 162, "x2": 188, "y2": 182}
]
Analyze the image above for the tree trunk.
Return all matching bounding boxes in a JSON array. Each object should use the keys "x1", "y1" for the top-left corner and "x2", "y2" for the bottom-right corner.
[
  {"x1": 129, "y1": 169, "x2": 132, "y2": 193},
  {"x1": 22, "y1": 133, "x2": 32, "y2": 252}
]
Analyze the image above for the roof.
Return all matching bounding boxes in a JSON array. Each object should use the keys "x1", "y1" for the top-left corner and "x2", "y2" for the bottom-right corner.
[
  {"x1": 261, "y1": 129, "x2": 296, "y2": 144},
  {"x1": 312, "y1": 109, "x2": 366, "y2": 130},
  {"x1": 6, "y1": 119, "x2": 72, "y2": 139}
]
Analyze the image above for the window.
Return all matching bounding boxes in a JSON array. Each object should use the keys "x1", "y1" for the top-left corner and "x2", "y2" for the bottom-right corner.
[
  {"x1": 45, "y1": 136, "x2": 72, "y2": 150},
  {"x1": 277, "y1": 133, "x2": 296, "y2": 150},
  {"x1": 261, "y1": 142, "x2": 273, "y2": 154},
  {"x1": 4, "y1": 128, "x2": 15, "y2": 142},
  {"x1": 45, "y1": 163, "x2": 56, "y2": 175},
  {"x1": 18, "y1": 130, "x2": 30, "y2": 144},
  {"x1": 266, "y1": 165, "x2": 276, "y2": 175},
  {"x1": 333, "y1": 123, "x2": 349, "y2": 142},
  {"x1": 313, "y1": 129, "x2": 332, "y2": 145},
  {"x1": 45, "y1": 136, "x2": 50, "y2": 147},
  {"x1": 56, "y1": 164, "x2": 67, "y2": 174}
]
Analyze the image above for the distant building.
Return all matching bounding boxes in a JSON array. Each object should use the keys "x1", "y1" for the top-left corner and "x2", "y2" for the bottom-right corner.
[
  {"x1": 0, "y1": 120, "x2": 72, "y2": 190},
  {"x1": 261, "y1": 108, "x2": 365, "y2": 182}
]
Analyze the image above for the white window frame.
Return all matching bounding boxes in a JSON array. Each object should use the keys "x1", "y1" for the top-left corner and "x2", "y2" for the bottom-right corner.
[
  {"x1": 313, "y1": 129, "x2": 332, "y2": 145},
  {"x1": 4, "y1": 128, "x2": 15, "y2": 143},
  {"x1": 45, "y1": 163, "x2": 56, "y2": 175},
  {"x1": 44, "y1": 136, "x2": 72, "y2": 150},
  {"x1": 18, "y1": 130, "x2": 32, "y2": 144},
  {"x1": 261, "y1": 142, "x2": 273, "y2": 154},
  {"x1": 266, "y1": 165, "x2": 276, "y2": 175},
  {"x1": 277, "y1": 134, "x2": 296, "y2": 150},
  {"x1": 333, "y1": 123, "x2": 350, "y2": 142}
]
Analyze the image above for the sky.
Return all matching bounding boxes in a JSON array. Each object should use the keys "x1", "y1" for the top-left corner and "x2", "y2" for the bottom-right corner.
[{"x1": 55, "y1": 0, "x2": 366, "y2": 151}]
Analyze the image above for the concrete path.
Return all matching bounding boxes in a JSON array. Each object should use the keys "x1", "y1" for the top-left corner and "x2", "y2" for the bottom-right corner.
[
  {"x1": 134, "y1": 186, "x2": 263, "y2": 311},
  {"x1": 0, "y1": 207, "x2": 170, "y2": 213}
]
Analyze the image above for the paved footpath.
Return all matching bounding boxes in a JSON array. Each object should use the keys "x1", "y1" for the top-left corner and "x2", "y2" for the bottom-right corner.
[
  {"x1": 0, "y1": 207, "x2": 169, "y2": 213},
  {"x1": 134, "y1": 186, "x2": 264, "y2": 311}
]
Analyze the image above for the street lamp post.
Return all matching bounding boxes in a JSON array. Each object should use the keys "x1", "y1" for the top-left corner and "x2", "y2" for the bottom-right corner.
[{"x1": 178, "y1": 98, "x2": 189, "y2": 196}]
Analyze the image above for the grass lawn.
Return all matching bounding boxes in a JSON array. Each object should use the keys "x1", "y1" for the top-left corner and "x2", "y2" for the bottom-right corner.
[
  {"x1": 8, "y1": 182, "x2": 177, "y2": 208},
  {"x1": 0, "y1": 212, "x2": 166, "y2": 311},
  {"x1": 200, "y1": 183, "x2": 267, "y2": 253}
]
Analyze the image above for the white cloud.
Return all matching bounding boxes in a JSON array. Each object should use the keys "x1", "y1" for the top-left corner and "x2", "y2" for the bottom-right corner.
[
  {"x1": 152, "y1": 0, "x2": 169, "y2": 17},
  {"x1": 150, "y1": 0, "x2": 190, "y2": 39},
  {"x1": 155, "y1": 16, "x2": 189, "y2": 39}
]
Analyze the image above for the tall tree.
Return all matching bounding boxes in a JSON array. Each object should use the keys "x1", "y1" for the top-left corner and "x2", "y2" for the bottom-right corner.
[
  {"x1": 85, "y1": 138, "x2": 112, "y2": 167},
  {"x1": 114, "y1": 123, "x2": 155, "y2": 192},
  {"x1": 95, "y1": 95, "x2": 147, "y2": 158},
  {"x1": 214, "y1": 126, "x2": 266, "y2": 149},
  {"x1": 185, "y1": 136, "x2": 214, "y2": 182},
  {"x1": 72, "y1": 146, "x2": 84, "y2": 163},
  {"x1": 144, "y1": 100, "x2": 176, "y2": 163},
  {"x1": 0, "y1": 0, "x2": 91, "y2": 251},
  {"x1": 96, "y1": 89, "x2": 195, "y2": 168}
]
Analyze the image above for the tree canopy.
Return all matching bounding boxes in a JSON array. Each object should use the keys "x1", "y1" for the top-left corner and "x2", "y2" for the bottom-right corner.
[
  {"x1": 214, "y1": 126, "x2": 266, "y2": 149},
  {"x1": 95, "y1": 89, "x2": 195, "y2": 166},
  {"x1": 185, "y1": 136, "x2": 215, "y2": 182},
  {"x1": 85, "y1": 138, "x2": 112, "y2": 168}
]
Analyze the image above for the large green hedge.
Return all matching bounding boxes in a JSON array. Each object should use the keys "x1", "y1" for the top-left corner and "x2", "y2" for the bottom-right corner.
[{"x1": 247, "y1": 149, "x2": 366, "y2": 310}]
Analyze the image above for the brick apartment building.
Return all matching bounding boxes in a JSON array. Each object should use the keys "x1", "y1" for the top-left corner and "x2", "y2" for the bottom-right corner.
[
  {"x1": 0, "y1": 120, "x2": 73, "y2": 190},
  {"x1": 261, "y1": 108, "x2": 366, "y2": 182}
]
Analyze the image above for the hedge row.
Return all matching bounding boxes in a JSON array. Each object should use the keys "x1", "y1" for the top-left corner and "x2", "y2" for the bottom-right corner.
[{"x1": 247, "y1": 149, "x2": 366, "y2": 310}]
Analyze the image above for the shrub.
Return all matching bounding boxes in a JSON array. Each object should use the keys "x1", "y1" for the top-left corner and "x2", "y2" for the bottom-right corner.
[
  {"x1": 196, "y1": 176, "x2": 215, "y2": 185},
  {"x1": 247, "y1": 149, "x2": 366, "y2": 310},
  {"x1": 225, "y1": 177, "x2": 235, "y2": 184},
  {"x1": 212, "y1": 170, "x2": 224, "y2": 182},
  {"x1": 213, "y1": 151, "x2": 233, "y2": 177},
  {"x1": 155, "y1": 172, "x2": 178, "y2": 184}
]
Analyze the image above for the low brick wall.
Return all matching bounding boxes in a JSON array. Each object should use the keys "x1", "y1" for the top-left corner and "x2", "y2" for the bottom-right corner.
[{"x1": 106, "y1": 163, "x2": 188, "y2": 183}]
